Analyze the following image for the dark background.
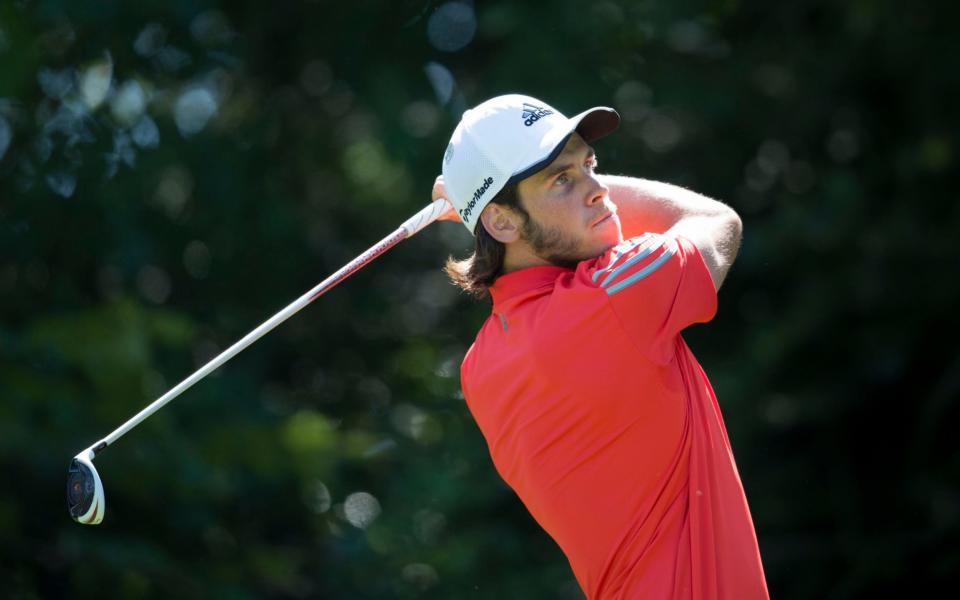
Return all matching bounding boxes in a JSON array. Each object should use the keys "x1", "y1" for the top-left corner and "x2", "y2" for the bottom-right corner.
[{"x1": 1, "y1": 0, "x2": 957, "y2": 598}]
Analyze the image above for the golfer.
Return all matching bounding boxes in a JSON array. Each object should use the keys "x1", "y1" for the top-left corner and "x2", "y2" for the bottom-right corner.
[{"x1": 433, "y1": 95, "x2": 769, "y2": 599}]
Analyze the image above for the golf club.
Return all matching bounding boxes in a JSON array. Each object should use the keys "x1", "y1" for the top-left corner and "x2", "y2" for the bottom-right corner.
[{"x1": 68, "y1": 198, "x2": 452, "y2": 525}]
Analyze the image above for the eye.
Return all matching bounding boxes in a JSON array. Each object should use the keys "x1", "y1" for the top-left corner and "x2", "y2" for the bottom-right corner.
[
  {"x1": 554, "y1": 172, "x2": 570, "y2": 186},
  {"x1": 587, "y1": 155, "x2": 598, "y2": 171}
]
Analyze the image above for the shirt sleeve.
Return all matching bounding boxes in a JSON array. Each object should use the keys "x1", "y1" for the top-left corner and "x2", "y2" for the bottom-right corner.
[{"x1": 588, "y1": 233, "x2": 718, "y2": 363}]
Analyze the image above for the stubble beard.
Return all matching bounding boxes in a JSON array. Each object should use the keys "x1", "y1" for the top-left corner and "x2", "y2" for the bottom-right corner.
[{"x1": 521, "y1": 215, "x2": 588, "y2": 269}]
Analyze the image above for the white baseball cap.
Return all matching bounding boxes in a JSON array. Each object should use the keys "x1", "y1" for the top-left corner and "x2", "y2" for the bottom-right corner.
[{"x1": 441, "y1": 94, "x2": 620, "y2": 234}]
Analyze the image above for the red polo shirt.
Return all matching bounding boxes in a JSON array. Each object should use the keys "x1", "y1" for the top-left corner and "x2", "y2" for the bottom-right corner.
[{"x1": 460, "y1": 233, "x2": 768, "y2": 599}]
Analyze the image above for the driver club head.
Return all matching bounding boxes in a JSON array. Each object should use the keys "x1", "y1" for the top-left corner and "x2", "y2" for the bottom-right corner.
[{"x1": 67, "y1": 451, "x2": 105, "y2": 525}]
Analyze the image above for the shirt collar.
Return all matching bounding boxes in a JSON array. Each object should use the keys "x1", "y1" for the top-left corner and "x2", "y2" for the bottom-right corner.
[{"x1": 489, "y1": 265, "x2": 570, "y2": 309}]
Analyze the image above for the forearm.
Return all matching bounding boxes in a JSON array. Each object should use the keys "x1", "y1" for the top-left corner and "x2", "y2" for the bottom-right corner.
[
  {"x1": 600, "y1": 174, "x2": 733, "y2": 238},
  {"x1": 601, "y1": 174, "x2": 743, "y2": 290}
]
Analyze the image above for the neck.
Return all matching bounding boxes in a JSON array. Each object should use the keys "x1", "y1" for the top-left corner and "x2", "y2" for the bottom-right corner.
[{"x1": 502, "y1": 242, "x2": 554, "y2": 274}]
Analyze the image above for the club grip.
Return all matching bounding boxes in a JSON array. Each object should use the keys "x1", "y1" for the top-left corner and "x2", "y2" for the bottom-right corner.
[{"x1": 401, "y1": 198, "x2": 452, "y2": 238}]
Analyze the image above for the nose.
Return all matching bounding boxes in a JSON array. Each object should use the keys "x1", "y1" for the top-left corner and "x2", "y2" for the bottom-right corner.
[{"x1": 585, "y1": 173, "x2": 609, "y2": 206}]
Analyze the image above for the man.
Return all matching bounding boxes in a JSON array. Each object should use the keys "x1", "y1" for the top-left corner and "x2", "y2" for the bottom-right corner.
[{"x1": 433, "y1": 94, "x2": 768, "y2": 599}]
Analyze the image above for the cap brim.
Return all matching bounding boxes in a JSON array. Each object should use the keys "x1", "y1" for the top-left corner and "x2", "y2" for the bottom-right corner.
[
  {"x1": 506, "y1": 106, "x2": 621, "y2": 188},
  {"x1": 570, "y1": 107, "x2": 620, "y2": 143}
]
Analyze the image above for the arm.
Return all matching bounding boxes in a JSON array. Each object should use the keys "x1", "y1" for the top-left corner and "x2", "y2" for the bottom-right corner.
[{"x1": 600, "y1": 174, "x2": 743, "y2": 290}]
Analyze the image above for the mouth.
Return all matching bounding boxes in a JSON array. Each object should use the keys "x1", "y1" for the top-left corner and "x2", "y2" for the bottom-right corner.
[{"x1": 591, "y1": 212, "x2": 614, "y2": 228}]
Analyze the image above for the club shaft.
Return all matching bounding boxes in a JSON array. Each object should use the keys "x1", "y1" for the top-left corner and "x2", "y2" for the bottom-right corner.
[{"x1": 93, "y1": 199, "x2": 450, "y2": 454}]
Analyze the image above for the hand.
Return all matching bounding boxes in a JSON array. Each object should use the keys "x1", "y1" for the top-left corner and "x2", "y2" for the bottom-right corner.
[{"x1": 432, "y1": 175, "x2": 461, "y2": 223}]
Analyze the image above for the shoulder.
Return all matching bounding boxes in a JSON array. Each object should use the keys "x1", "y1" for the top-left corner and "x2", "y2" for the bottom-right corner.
[{"x1": 579, "y1": 233, "x2": 682, "y2": 294}]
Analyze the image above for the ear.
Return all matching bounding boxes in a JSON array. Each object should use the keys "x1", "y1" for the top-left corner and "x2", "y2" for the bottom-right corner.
[{"x1": 479, "y1": 204, "x2": 521, "y2": 243}]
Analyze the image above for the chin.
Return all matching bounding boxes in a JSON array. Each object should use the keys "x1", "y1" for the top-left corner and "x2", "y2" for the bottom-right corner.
[
  {"x1": 581, "y1": 239, "x2": 618, "y2": 261},
  {"x1": 591, "y1": 224, "x2": 623, "y2": 255}
]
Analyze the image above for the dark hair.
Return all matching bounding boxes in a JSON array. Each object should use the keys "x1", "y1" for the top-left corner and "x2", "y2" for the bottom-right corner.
[{"x1": 444, "y1": 182, "x2": 526, "y2": 301}]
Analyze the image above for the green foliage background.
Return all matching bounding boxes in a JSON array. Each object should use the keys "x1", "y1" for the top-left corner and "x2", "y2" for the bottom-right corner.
[{"x1": 1, "y1": 0, "x2": 957, "y2": 598}]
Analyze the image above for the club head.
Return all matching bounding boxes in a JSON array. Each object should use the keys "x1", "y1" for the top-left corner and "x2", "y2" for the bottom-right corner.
[{"x1": 67, "y1": 451, "x2": 105, "y2": 525}]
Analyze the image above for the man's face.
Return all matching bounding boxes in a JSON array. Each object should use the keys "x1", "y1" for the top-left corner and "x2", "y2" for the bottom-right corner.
[{"x1": 514, "y1": 133, "x2": 623, "y2": 266}]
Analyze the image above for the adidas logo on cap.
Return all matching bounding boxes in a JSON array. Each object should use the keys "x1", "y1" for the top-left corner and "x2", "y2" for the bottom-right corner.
[{"x1": 521, "y1": 103, "x2": 553, "y2": 127}]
